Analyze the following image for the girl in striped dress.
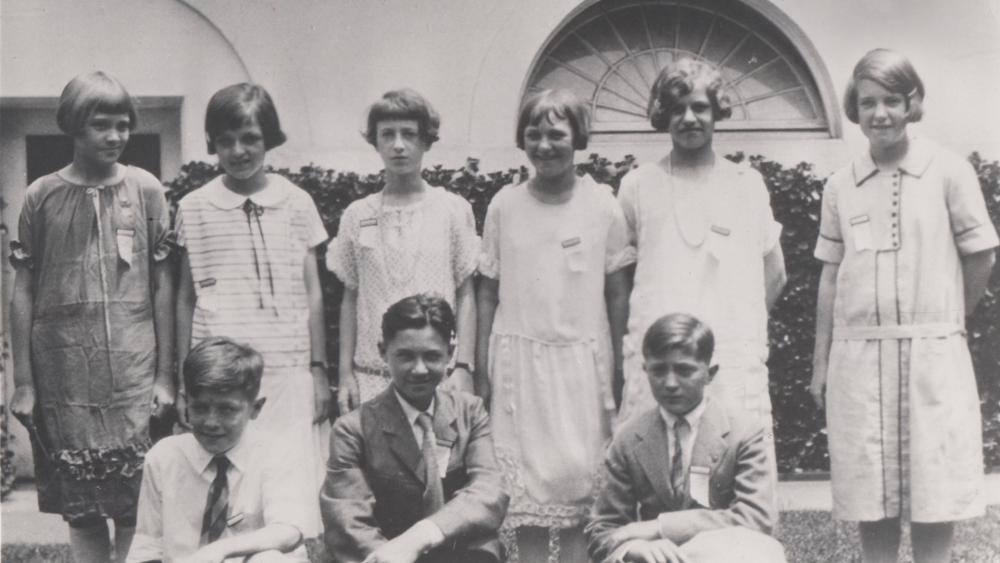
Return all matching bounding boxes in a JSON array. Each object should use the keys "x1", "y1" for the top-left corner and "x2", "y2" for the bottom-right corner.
[{"x1": 175, "y1": 83, "x2": 330, "y2": 536}]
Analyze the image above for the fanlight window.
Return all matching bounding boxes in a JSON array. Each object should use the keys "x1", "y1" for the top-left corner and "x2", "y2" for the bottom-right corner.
[{"x1": 526, "y1": 0, "x2": 829, "y2": 134}]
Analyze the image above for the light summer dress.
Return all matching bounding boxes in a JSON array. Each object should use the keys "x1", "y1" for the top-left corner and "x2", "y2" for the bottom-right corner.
[{"x1": 480, "y1": 177, "x2": 634, "y2": 562}]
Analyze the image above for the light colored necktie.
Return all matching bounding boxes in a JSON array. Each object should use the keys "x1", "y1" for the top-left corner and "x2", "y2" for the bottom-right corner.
[
  {"x1": 670, "y1": 416, "x2": 688, "y2": 503},
  {"x1": 416, "y1": 412, "x2": 445, "y2": 514}
]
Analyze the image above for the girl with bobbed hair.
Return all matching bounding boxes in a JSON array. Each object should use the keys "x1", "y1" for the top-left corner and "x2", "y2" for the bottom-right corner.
[
  {"x1": 616, "y1": 58, "x2": 786, "y2": 455},
  {"x1": 477, "y1": 89, "x2": 633, "y2": 562},
  {"x1": 812, "y1": 48, "x2": 997, "y2": 562},
  {"x1": 329, "y1": 89, "x2": 480, "y2": 411},
  {"x1": 9, "y1": 71, "x2": 174, "y2": 563},
  {"x1": 175, "y1": 82, "x2": 331, "y2": 537}
]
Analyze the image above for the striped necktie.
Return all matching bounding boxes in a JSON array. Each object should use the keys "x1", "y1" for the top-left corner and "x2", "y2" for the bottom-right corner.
[
  {"x1": 670, "y1": 416, "x2": 688, "y2": 503},
  {"x1": 200, "y1": 455, "x2": 230, "y2": 545},
  {"x1": 416, "y1": 412, "x2": 445, "y2": 515}
]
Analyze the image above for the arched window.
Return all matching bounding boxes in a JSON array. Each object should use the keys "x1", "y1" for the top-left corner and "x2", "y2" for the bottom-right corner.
[{"x1": 525, "y1": 0, "x2": 833, "y2": 136}]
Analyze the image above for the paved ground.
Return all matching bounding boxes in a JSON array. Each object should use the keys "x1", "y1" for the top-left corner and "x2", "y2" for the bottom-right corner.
[{"x1": 3, "y1": 475, "x2": 1000, "y2": 545}]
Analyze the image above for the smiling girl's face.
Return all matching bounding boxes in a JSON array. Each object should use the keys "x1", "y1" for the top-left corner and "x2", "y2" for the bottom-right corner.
[
  {"x1": 523, "y1": 114, "x2": 576, "y2": 182},
  {"x1": 856, "y1": 78, "x2": 910, "y2": 152},
  {"x1": 213, "y1": 118, "x2": 267, "y2": 187},
  {"x1": 75, "y1": 111, "x2": 131, "y2": 170}
]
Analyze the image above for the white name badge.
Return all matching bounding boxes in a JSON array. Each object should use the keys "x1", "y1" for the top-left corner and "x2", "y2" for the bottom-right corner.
[
  {"x1": 359, "y1": 219, "x2": 378, "y2": 247},
  {"x1": 850, "y1": 214, "x2": 873, "y2": 251},
  {"x1": 690, "y1": 465, "x2": 711, "y2": 507}
]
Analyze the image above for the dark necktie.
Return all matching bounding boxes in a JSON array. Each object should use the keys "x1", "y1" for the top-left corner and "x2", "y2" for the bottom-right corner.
[
  {"x1": 670, "y1": 416, "x2": 688, "y2": 503},
  {"x1": 200, "y1": 455, "x2": 230, "y2": 545},
  {"x1": 416, "y1": 412, "x2": 445, "y2": 515}
]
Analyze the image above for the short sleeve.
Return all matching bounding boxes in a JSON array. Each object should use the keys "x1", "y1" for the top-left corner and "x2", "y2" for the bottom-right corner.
[
  {"x1": 300, "y1": 194, "x2": 330, "y2": 249},
  {"x1": 450, "y1": 196, "x2": 480, "y2": 285},
  {"x1": 604, "y1": 192, "x2": 636, "y2": 274},
  {"x1": 814, "y1": 175, "x2": 845, "y2": 264},
  {"x1": 127, "y1": 452, "x2": 164, "y2": 563},
  {"x1": 142, "y1": 179, "x2": 174, "y2": 262},
  {"x1": 754, "y1": 174, "x2": 782, "y2": 256},
  {"x1": 947, "y1": 158, "x2": 999, "y2": 256},
  {"x1": 478, "y1": 193, "x2": 502, "y2": 280},
  {"x1": 327, "y1": 204, "x2": 360, "y2": 289},
  {"x1": 174, "y1": 201, "x2": 189, "y2": 250},
  {"x1": 617, "y1": 171, "x2": 640, "y2": 247},
  {"x1": 9, "y1": 183, "x2": 40, "y2": 269}
]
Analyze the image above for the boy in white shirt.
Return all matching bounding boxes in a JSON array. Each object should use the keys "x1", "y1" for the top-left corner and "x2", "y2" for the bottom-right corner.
[{"x1": 128, "y1": 337, "x2": 310, "y2": 563}]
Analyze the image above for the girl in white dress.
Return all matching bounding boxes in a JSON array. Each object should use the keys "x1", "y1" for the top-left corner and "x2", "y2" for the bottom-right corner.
[
  {"x1": 328, "y1": 89, "x2": 479, "y2": 410},
  {"x1": 175, "y1": 83, "x2": 331, "y2": 536},
  {"x1": 477, "y1": 89, "x2": 633, "y2": 563},
  {"x1": 811, "y1": 49, "x2": 998, "y2": 563}
]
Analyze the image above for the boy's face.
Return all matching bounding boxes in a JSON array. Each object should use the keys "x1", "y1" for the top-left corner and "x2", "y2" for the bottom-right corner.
[
  {"x1": 380, "y1": 325, "x2": 452, "y2": 411},
  {"x1": 643, "y1": 348, "x2": 717, "y2": 416},
  {"x1": 186, "y1": 388, "x2": 264, "y2": 455}
]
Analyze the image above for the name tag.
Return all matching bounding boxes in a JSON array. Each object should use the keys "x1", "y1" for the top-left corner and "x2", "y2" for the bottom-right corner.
[
  {"x1": 116, "y1": 229, "x2": 134, "y2": 266},
  {"x1": 359, "y1": 219, "x2": 378, "y2": 247},
  {"x1": 710, "y1": 225, "x2": 731, "y2": 237},
  {"x1": 226, "y1": 512, "x2": 245, "y2": 527},
  {"x1": 561, "y1": 236, "x2": 581, "y2": 248},
  {"x1": 198, "y1": 278, "x2": 217, "y2": 288},
  {"x1": 849, "y1": 214, "x2": 872, "y2": 251},
  {"x1": 689, "y1": 465, "x2": 711, "y2": 507}
]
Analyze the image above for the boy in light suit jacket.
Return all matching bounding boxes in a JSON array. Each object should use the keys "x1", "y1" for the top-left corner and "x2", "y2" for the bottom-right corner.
[{"x1": 586, "y1": 313, "x2": 786, "y2": 563}]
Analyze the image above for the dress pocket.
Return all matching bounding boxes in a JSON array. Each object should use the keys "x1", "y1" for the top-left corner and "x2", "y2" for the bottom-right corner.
[{"x1": 705, "y1": 224, "x2": 735, "y2": 262}]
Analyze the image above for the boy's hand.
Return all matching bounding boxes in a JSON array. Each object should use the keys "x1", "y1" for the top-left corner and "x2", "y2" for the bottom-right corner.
[
  {"x1": 312, "y1": 369, "x2": 333, "y2": 423},
  {"x1": 616, "y1": 539, "x2": 688, "y2": 563},
  {"x1": 361, "y1": 535, "x2": 423, "y2": 563},
  {"x1": 338, "y1": 371, "x2": 360, "y2": 414}
]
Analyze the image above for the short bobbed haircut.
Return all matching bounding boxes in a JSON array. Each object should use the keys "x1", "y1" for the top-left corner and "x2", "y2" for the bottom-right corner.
[
  {"x1": 363, "y1": 88, "x2": 440, "y2": 148},
  {"x1": 204, "y1": 83, "x2": 287, "y2": 154},
  {"x1": 381, "y1": 293, "x2": 456, "y2": 346},
  {"x1": 56, "y1": 71, "x2": 138, "y2": 135},
  {"x1": 647, "y1": 58, "x2": 732, "y2": 130},
  {"x1": 515, "y1": 89, "x2": 591, "y2": 150},
  {"x1": 843, "y1": 48, "x2": 924, "y2": 124},
  {"x1": 183, "y1": 337, "x2": 264, "y2": 401},
  {"x1": 642, "y1": 312, "x2": 715, "y2": 364}
]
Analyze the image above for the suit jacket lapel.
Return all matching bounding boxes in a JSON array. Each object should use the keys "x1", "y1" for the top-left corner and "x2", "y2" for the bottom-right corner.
[
  {"x1": 634, "y1": 411, "x2": 676, "y2": 508},
  {"x1": 432, "y1": 389, "x2": 459, "y2": 447},
  {"x1": 689, "y1": 401, "x2": 730, "y2": 508},
  {"x1": 377, "y1": 390, "x2": 426, "y2": 485}
]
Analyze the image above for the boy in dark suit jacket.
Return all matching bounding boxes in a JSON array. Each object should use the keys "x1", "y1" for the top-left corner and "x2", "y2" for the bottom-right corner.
[
  {"x1": 586, "y1": 313, "x2": 786, "y2": 563},
  {"x1": 321, "y1": 294, "x2": 509, "y2": 563}
]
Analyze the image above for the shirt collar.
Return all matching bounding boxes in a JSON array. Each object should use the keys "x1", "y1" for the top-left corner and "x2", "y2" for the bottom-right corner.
[
  {"x1": 183, "y1": 427, "x2": 258, "y2": 475},
  {"x1": 659, "y1": 397, "x2": 709, "y2": 431},
  {"x1": 394, "y1": 389, "x2": 435, "y2": 427},
  {"x1": 205, "y1": 175, "x2": 289, "y2": 210},
  {"x1": 852, "y1": 137, "x2": 934, "y2": 187}
]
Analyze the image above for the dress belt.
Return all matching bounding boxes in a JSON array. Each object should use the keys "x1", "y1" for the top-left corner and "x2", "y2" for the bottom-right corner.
[{"x1": 833, "y1": 323, "x2": 964, "y2": 340}]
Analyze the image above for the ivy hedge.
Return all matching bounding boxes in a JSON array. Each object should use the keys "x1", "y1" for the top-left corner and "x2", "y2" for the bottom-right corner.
[{"x1": 164, "y1": 152, "x2": 1000, "y2": 474}]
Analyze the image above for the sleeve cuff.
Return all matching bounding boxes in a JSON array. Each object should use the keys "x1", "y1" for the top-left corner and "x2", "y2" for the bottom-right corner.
[
  {"x1": 477, "y1": 251, "x2": 499, "y2": 279},
  {"x1": 955, "y1": 225, "x2": 1000, "y2": 256},
  {"x1": 606, "y1": 246, "x2": 637, "y2": 274},
  {"x1": 411, "y1": 519, "x2": 446, "y2": 551},
  {"x1": 814, "y1": 235, "x2": 844, "y2": 264}
]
